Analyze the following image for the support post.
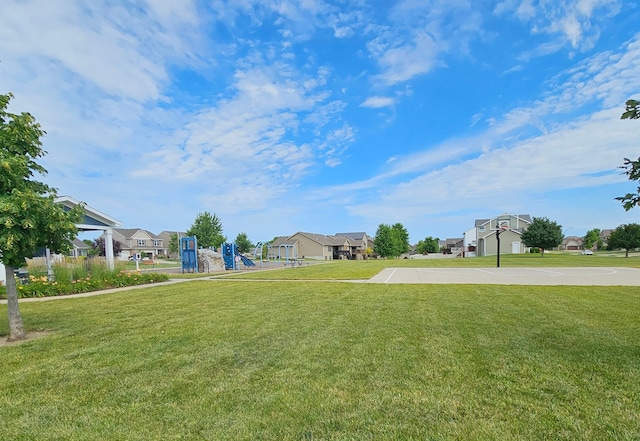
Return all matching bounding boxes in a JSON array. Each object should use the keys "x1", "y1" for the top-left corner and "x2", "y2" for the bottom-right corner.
[{"x1": 105, "y1": 228, "x2": 115, "y2": 270}]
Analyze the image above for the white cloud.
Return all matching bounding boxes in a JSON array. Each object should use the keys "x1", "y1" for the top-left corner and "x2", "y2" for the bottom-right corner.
[
  {"x1": 360, "y1": 96, "x2": 395, "y2": 108},
  {"x1": 495, "y1": 0, "x2": 621, "y2": 51}
]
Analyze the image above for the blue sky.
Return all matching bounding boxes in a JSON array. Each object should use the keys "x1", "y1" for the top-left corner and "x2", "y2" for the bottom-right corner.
[{"x1": 1, "y1": 0, "x2": 639, "y2": 244}]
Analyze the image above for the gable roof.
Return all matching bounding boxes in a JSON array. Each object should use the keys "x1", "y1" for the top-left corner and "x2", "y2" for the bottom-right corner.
[
  {"x1": 71, "y1": 238, "x2": 90, "y2": 249},
  {"x1": 158, "y1": 231, "x2": 187, "y2": 237},
  {"x1": 336, "y1": 232, "x2": 367, "y2": 240},
  {"x1": 335, "y1": 232, "x2": 368, "y2": 247},
  {"x1": 295, "y1": 232, "x2": 352, "y2": 246},
  {"x1": 270, "y1": 236, "x2": 297, "y2": 247},
  {"x1": 475, "y1": 214, "x2": 532, "y2": 227},
  {"x1": 55, "y1": 195, "x2": 121, "y2": 229},
  {"x1": 112, "y1": 228, "x2": 160, "y2": 240}
]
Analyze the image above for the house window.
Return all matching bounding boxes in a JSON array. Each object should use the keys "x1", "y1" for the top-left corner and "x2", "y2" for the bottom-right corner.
[
  {"x1": 153, "y1": 240, "x2": 161, "y2": 246},
  {"x1": 137, "y1": 239, "x2": 146, "y2": 246},
  {"x1": 479, "y1": 226, "x2": 485, "y2": 232}
]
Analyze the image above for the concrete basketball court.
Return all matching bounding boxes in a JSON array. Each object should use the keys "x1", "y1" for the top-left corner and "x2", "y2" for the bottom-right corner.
[{"x1": 367, "y1": 267, "x2": 640, "y2": 286}]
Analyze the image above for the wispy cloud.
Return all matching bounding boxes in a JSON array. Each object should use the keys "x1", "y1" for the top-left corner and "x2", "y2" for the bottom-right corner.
[
  {"x1": 360, "y1": 96, "x2": 395, "y2": 108},
  {"x1": 495, "y1": 0, "x2": 622, "y2": 51}
]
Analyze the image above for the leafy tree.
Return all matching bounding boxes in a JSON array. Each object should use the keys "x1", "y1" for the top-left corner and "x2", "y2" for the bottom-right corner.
[
  {"x1": 0, "y1": 92, "x2": 84, "y2": 341},
  {"x1": 607, "y1": 223, "x2": 640, "y2": 257},
  {"x1": 616, "y1": 99, "x2": 640, "y2": 210},
  {"x1": 583, "y1": 228, "x2": 603, "y2": 251},
  {"x1": 373, "y1": 224, "x2": 393, "y2": 258},
  {"x1": 83, "y1": 238, "x2": 99, "y2": 257},
  {"x1": 186, "y1": 211, "x2": 225, "y2": 249},
  {"x1": 520, "y1": 217, "x2": 563, "y2": 257},
  {"x1": 621, "y1": 99, "x2": 640, "y2": 120},
  {"x1": 235, "y1": 232, "x2": 253, "y2": 254},
  {"x1": 168, "y1": 233, "x2": 179, "y2": 257},
  {"x1": 391, "y1": 223, "x2": 410, "y2": 257},
  {"x1": 416, "y1": 236, "x2": 439, "y2": 254},
  {"x1": 93, "y1": 237, "x2": 122, "y2": 257},
  {"x1": 374, "y1": 223, "x2": 410, "y2": 258}
]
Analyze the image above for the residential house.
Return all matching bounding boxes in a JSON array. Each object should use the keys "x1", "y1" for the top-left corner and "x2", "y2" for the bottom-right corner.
[
  {"x1": 473, "y1": 214, "x2": 532, "y2": 256},
  {"x1": 279, "y1": 232, "x2": 354, "y2": 260},
  {"x1": 69, "y1": 238, "x2": 91, "y2": 258},
  {"x1": 561, "y1": 236, "x2": 583, "y2": 251},
  {"x1": 104, "y1": 228, "x2": 167, "y2": 260},
  {"x1": 267, "y1": 236, "x2": 299, "y2": 260},
  {"x1": 442, "y1": 238, "x2": 464, "y2": 255},
  {"x1": 335, "y1": 232, "x2": 372, "y2": 260},
  {"x1": 600, "y1": 229, "x2": 614, "y2": 248},
  {"x1": 158, "y1": 231, "x2": 187, "y2": 259}
]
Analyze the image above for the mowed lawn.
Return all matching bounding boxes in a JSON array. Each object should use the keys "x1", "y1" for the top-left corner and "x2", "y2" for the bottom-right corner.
[
  {"x1": 2, "y1": 273, "x2": 639, "y2": 441},
  {"x1": 227, "y1": 253, "x2": 640, "y2": 280}
]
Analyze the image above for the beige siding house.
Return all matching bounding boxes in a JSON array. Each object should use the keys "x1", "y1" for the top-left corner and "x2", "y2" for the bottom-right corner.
[
  {"x1": 561, "y1": 236, "x2": 583, "y2": 251},
  {"x1": 158, "y1": 231, "x2": 187, "y2": 259},
  {"x1": 268, "y1": 232, "x2": 371, "y2": 260},
  {"x1": 107, "y1": 228, "x2": 167, "y2": 260},
  {"x1": 70, "y1": 238, "x2": 90, "y2": 258},
  {"x1": 475, "y1": 214, "x2": 532, "y2": 256},
  {"x1": 335, "y1": 232, "x2": 371, "y2": 260}
]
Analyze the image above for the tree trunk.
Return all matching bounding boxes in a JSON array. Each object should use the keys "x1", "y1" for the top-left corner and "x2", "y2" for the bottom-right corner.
[
  {"x1": 541, "y1": 248, "x2": 545, "y2": 257},
  {"x1": 5, "y1": 264, "x2": 26, "y2": 341},
  {"x1": 626, "y1": 249, "x2": 630, "y2": 258}
]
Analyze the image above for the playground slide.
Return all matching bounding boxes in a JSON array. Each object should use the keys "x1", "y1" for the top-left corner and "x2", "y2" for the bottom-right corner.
[{"x1": 238, "y1": 253, "x2": 256, "y2": 267}]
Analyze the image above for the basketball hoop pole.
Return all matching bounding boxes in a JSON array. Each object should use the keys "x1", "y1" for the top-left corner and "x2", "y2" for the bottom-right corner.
[
  {"x1": 495, "y1": 225, "x2": 508, "y2": 268},
  {"x1": 496, "y1": 228, "x2": 502, "y2": 268}
]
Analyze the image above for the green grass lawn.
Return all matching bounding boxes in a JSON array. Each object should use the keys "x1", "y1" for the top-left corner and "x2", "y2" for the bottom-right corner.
[
  {"x1": 225, "y1": 252, "x2": 640, "y2": 280},
  {"x1": 1, "y1": 280, "x2": 639, "y2": 440}
]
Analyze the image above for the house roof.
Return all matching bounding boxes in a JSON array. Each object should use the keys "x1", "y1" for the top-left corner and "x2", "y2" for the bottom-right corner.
[
  {"x1": 270, "y1": 236, "x2": 297, "y2": 247},
  {"x1": 335, "y1": 232, "x2": 367, "y2": 240},
  {"x1": 562, "y1": 236, "x2": 583, "y2": 244},
  {"x1": 475, "y1": 214, "x2": 532, "y2": 227},
  {"x1": 55, "y1": 195, "x2": 121, "y2": 228},
  {"x1": 600, "y1": 229, "x2": 614, "y2": 240},
  {"x1": 158, "y1": 231, "x2": 187, "y2": 237},
  {"x1": 296, "y1": 232, "x2": 351, "y2": 246},
  {"x1": 112, "y1": 228, "x2": 161, "y2": 240},
  {"x1": 445, "y1": 238, "x2": 463, "y2": 246},
  {"x1": 71, "y1": 238, "x2": 90, "y2": 249},
  {"x1": 335, "y1": 232, "x2": 368, "y2": 247}
]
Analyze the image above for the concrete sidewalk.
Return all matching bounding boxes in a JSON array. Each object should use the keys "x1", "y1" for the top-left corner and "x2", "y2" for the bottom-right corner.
[{"x1": 367, "y1": 267, "x2": 640, "y2": 286}]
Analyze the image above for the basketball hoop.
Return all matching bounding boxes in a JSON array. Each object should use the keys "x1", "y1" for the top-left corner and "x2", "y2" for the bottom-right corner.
[{"x1": 494, "y1": 222, "x2": 510, "y2": 268}]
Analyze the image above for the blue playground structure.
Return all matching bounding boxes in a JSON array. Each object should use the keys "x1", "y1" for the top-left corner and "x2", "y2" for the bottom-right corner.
[
  {"x1": 180, "y1": 236, "x2": 198, "y2": 273},
  {"x1": 222, "y1": 243, "x2": 256, "y2": 270}
]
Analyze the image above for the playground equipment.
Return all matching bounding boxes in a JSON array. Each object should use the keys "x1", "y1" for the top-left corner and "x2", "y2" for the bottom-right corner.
[
  {"x1": 252, "y1": 242, "x2": 272, "y2": 267},
  {"x1": 252, "y1": 241, "x2": 300, "y2": 267},
  {"x1": 278, "y1": 244, "x2": 299, "y2": 266},
  {"x1": 180, "y1": 236, "x2": 198, "y2": 273},
  {"x1": 222, "y1": 243, "x2": 256, "y2": 270}
]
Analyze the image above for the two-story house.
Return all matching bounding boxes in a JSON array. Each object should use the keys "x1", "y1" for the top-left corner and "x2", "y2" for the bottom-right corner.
[
  {"x1": 465, "y1": 214, "x2": 532, "y2": 257},
  {"x1": 106, "y1": 228, "x2": 167, "y2": 260}
]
